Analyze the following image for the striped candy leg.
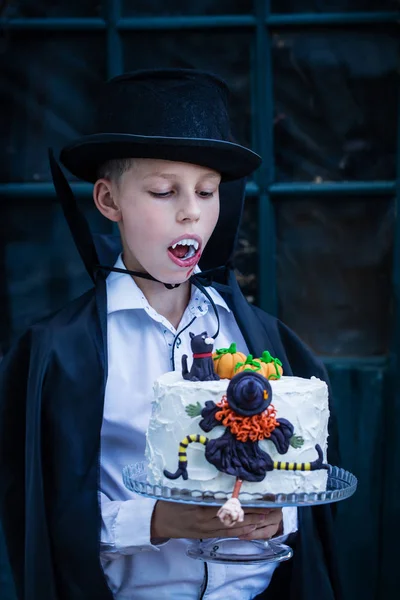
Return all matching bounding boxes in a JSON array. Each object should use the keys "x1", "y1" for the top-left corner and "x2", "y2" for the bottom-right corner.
[
  {"x1": 163, "y1": 434, "x2": 208, "y2": 480},
  {"x1": 273, "y1": 444, "x2": 329, "y2": 472}
]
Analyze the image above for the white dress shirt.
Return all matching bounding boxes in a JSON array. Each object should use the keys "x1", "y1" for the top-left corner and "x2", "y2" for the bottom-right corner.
[{"x1": 100, "y1": 255, "x2": 297, "y2": 600}]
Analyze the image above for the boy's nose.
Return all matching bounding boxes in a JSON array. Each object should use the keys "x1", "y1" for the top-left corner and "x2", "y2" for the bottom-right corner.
[{"x1": 176, "y1": 194, "x2": 201, "y2": 223}]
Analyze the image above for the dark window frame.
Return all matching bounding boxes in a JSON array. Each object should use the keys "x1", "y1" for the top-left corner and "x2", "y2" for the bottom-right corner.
[{"x1": 0, "y1": 0, "x2": 399, "y2": 363}]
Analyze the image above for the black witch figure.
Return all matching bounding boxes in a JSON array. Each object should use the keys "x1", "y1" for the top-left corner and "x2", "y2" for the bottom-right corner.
[{"x1": 164, "y1": 371, "x2": 328, "y2": 525}]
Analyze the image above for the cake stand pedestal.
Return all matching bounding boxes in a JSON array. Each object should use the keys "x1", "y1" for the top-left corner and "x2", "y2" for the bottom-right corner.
[
  {"x1": 186, "y1": 537, "x2": 293, "y2": 565},
  {"x1": 122, "y1": 463, "x2": 357, "y2": 565}
]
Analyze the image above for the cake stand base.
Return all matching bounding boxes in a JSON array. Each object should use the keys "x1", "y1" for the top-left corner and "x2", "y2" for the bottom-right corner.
[
  {"x1": 186, "y1": 537, "x2": 293, "y2": 565},
  {"x1": 123, "y1": 463, "x2": 357, "y2": 565}
]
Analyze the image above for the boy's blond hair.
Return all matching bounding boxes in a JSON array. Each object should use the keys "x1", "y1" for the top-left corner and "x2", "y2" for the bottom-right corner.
[{"x1": 97, "y1": 158, "x2": 135, "y2": 183}]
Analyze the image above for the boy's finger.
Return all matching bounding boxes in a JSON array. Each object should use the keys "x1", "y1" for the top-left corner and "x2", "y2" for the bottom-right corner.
[
  {"x1": 242, "y1": 507, "x2": 281, "y2": 516},
  {"x1": 205, "y1": 513, "x2": 265, "y2": 533},
  {"x1": 238, "y1": 523, "x2": 281, "y2": 541},
  {"x1": 213, "y1": 524, "x2": 258, "y2": 539},
  {"x1": 209, "y1": 508, "x2": 280, "y2": 523}
]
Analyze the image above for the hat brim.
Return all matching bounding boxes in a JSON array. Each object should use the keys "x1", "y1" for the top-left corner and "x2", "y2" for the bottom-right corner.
[{"x1": 60, "y1": 133, "x2": 262, "y2": 182}]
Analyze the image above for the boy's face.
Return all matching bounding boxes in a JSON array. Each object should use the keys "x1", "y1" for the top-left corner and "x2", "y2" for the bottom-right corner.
[{"x1": 102, "y1": 158, "x2": 221, "y2": 285}]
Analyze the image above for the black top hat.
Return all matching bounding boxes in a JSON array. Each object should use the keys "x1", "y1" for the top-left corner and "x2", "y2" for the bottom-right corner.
[
  {"x1": 226, "y1": 371, "x2": 272, "y2": 417},
  {"x1": 60, "y1": 69, "x2": 261, "y2": 183}
]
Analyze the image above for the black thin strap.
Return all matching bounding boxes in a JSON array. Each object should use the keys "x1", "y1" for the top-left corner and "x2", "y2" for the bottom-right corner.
[
  {"x1": 95, "y1": 264, "x2": 227, "y2": 290},
  {"x1": 171, "y1": 316, "x2": 197, "y2": 371},
  {"x1": 96, "y1": 265, "x2": 225, "y2": 344},
  {"x1": 96, "y1": 264, "x2": 222, "y2": 342},
  {"x1": 191, "y1": 278, "x2": 220, "y2": 340},
  {"x1": 95, "y1": 264, "x2": 180, "y2": 288},
  {"x1": 191, "y1": 265, "x2": 227, "y2": 287}
]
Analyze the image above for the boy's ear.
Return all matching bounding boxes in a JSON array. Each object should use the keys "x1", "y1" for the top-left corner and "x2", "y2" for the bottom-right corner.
[{"x1": 93, "y1": 179, "x2": 122, "y2": 222}]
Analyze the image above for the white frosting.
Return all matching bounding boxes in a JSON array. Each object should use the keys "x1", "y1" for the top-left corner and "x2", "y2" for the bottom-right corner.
[{"x1": 145, "y1": 372, "x2": 329, "y2": 494}]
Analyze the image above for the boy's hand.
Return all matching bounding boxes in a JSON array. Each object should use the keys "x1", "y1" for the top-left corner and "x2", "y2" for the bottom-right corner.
[
  {"x1": 151, "y1": 501, "x2": 282, "y2": 541},
  {"x1": 185, "y1": 402, "x2": 202, "y2": 417}
]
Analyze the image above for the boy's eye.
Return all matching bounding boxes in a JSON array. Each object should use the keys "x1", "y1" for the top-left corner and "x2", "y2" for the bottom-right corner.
[
  {"x1": 149, "y1": 191, "x2": 173, "y2": 198},
  {"x1": 150, "y1": 190, "x2": 214, "y2": 198}
]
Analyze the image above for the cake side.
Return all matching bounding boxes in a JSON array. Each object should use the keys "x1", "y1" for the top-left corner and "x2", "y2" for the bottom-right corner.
[
  {"x1": 145, "y1": 372, "x2": 226, "y2": 486},
  {"x1": 145, "y1": 372, "x2": 329, "y2": 495}
]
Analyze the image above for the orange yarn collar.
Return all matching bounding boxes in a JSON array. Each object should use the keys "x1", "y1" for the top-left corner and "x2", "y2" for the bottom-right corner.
[{"x1": 215, "y1": 396, "x2": 279, "y2": 442}]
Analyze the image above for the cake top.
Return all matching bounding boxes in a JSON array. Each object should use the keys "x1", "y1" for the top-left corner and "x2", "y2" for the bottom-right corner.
[
  {"x1": 180, "y1": 331, "x2": 285, "y2": 383},
  {"x1": 157, "y1": 369, "x2": 325, "y2": 393}
]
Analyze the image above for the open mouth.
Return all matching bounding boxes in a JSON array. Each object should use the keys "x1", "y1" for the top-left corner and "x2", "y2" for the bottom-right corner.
[
  {"x1": 169, "y1": 238, "x2": 199, "y2": 260},
  {"x1": 167, "y1": 237, "x2": 202, "y2": 267}
]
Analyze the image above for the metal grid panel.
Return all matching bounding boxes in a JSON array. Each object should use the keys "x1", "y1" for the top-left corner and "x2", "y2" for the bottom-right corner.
[
  {"x1": 0, "y1": 0, "x2": 399, "y2": 350},
  {"x1": 0, "y1": 5, "x2": 399, "y2": 600},
  {"x1": 1, "y1": 0, "x2": 398, "y2": 318}
]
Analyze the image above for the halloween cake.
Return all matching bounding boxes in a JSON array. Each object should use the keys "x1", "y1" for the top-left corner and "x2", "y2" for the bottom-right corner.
[{"x1": 145, "y1": 334, "x2": 330, "y2": 507}]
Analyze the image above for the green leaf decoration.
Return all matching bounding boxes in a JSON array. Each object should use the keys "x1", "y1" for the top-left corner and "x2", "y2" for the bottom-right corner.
[
  {"x1": 234, "y1": 354, "x2": 261, "y2": 372},
  {"x1": 213, "y1": 342, "x2": 237, "y2": 360},
  {"x1": 260, "y1": 351, "x2": 282, "y2": 366},
  {"x1": 260, "y1": 351, "x2": 283, "y2": 379}
]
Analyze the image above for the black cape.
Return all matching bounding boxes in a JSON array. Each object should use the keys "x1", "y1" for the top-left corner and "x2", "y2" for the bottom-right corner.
[{"x1": 0, "y1": 168, "x2": 342, "y2": 600}]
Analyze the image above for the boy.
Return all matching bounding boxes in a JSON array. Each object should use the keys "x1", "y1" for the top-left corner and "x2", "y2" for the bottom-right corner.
[{"x1": 0, "y1": 70, "x2": 341, "y2": 599}]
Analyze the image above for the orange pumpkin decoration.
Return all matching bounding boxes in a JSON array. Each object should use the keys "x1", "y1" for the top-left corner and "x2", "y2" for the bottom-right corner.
[
  {"x1": 233, "y1": 354, "x2": 262, "y2": 375},
  {"x1": 212, "y1": 343, "x2": 246, "y2": 379},
  {"x1": 258, "y1": 351, "x2": 283, "y2": 380}
]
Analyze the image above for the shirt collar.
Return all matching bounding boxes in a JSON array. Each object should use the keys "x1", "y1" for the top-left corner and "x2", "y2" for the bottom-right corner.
[{"x1": 106, "y1": 254, "x2": 231, "y2": 315}]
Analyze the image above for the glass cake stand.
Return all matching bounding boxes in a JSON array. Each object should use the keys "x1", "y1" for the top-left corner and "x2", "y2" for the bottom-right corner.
[{"x1": 122, "y1": 462, "x2": 357, "y2": 565}]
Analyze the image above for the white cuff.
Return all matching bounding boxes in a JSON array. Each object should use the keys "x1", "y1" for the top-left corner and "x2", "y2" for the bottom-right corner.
[
  {"x1": 274, "y1": 507, "x2": 298, "y2": 542},
  {"x1": 100, "y1": 493, "x2": 171, "y2": 557},
  {"x1": 115, "y1": 497, "x2": 161, "y2": 554}
]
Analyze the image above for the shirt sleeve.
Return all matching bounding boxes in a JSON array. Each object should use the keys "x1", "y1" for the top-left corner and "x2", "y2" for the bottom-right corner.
[
  {"x1": 273, "y1": 507, "x2": 298, "y2": 541},
  {"x1": 100, "y1": 492, "x2": 170, "y2": 559}
]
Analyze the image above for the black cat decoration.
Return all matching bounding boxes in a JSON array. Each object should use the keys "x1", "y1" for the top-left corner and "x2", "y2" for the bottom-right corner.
[{"x1": 182, "y1": 331, "x2": 220, "y2": 382}]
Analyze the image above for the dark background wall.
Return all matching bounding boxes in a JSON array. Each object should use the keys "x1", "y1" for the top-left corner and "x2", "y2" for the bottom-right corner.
[{"x1": 1, "y1": 1, "x2": 400, "y2": 599}]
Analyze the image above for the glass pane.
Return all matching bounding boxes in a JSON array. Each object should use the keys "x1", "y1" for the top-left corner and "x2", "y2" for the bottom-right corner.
[
  {"x1": 273, "y1": 30, "x2": 398, "y2": 181},
  {"x1": 122, "y1": 31, "x2": 252, "y2": 148},
  {"x1": 122, "y1": 0, "x2": 252, "y2": 16},
  {"x1": 0, "y1": 33, "x2": 106, "y2": 182},
  {"x1": 235, "y1": 195, "x2": 259, "y2": 305},
  {"x1": 271, "y1": 0, "x2": 399, "y2": 12},
  {"x1": 275, "y1": 197, "x2": 393, "y2": 356},
  {"x1": 2, "y1": 0, "x2": 102, "y2": 17},
  {"x1": 0, "y1": 197, "x2": 111, "y2": 353}
]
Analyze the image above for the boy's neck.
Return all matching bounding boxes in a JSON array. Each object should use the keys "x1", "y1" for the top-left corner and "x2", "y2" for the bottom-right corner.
[{"x1": 132, "y1": 276, "x2": 191, "y2": 330}]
